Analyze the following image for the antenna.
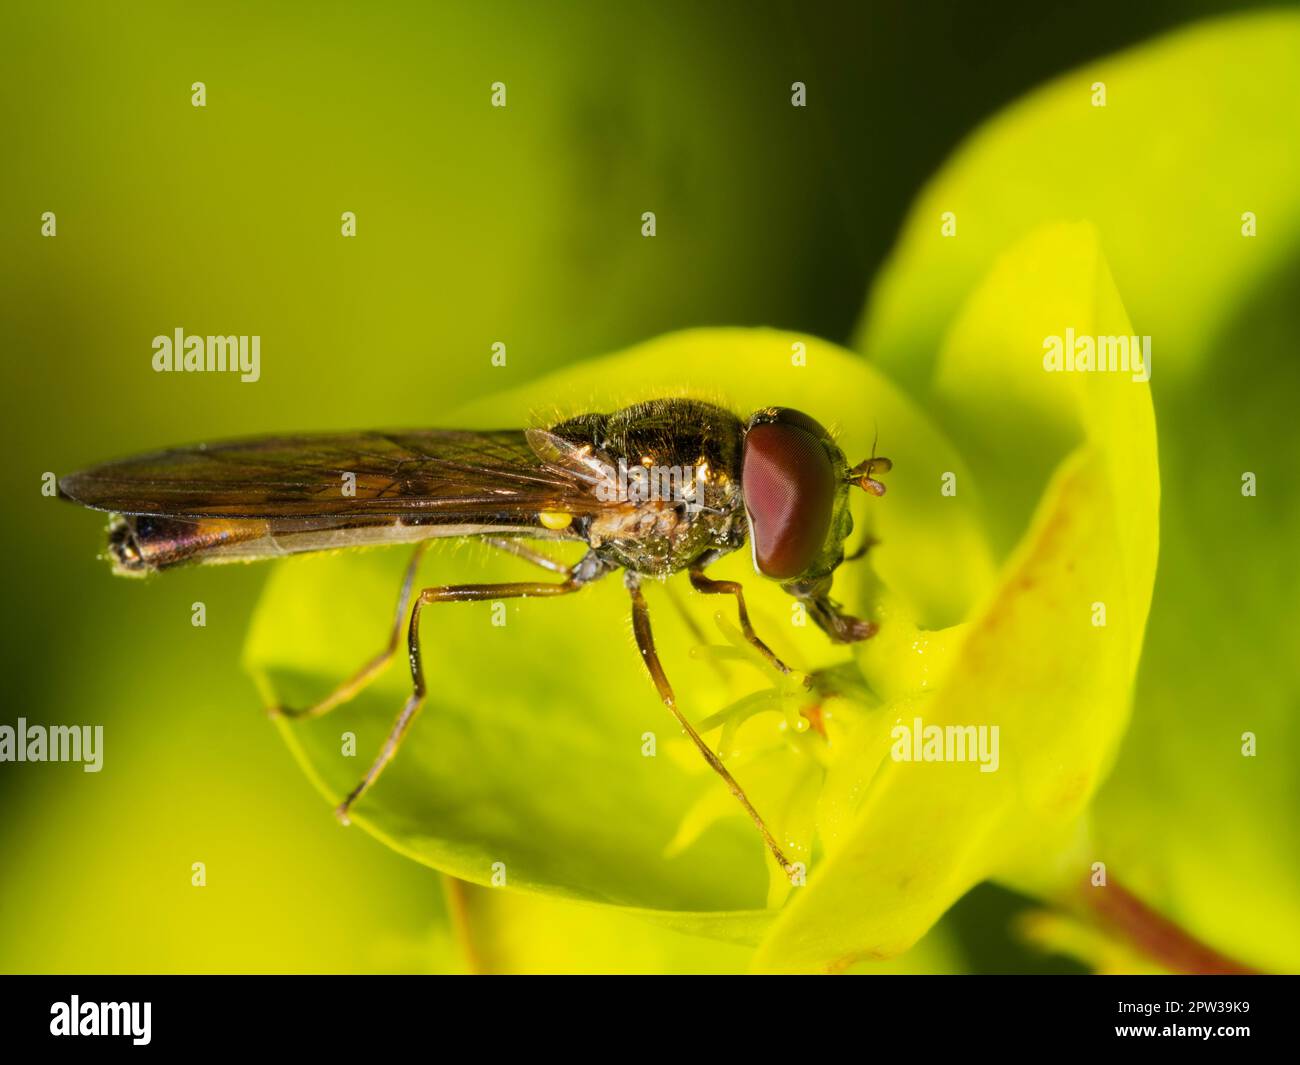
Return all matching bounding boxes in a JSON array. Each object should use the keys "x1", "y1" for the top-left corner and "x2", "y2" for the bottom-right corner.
[{"x1": 848, "y1": 428, "x2": 892, "y2": 496}]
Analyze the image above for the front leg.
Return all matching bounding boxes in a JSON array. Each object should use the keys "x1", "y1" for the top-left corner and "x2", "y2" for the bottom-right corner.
[
  {"x1": 688, "y1": 566, "x2": 792, "y2": 675},
  {"x1": 803, "y1": 593, "x2": 877, "y2": 643},
  {"x1": 781, "y1": 573, "x2": 878, "y2": 644}
]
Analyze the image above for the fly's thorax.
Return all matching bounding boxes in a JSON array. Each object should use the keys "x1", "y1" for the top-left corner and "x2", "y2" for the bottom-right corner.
[
  {"x1": 549, "y1": 399, "x2": 746, "y2": 476},
  {"x1": 550, "y1": 399, "x2": 748, "y2": 576},
  {"x1": 588, "y1": 501, "x2": 745, "y2": 577}
]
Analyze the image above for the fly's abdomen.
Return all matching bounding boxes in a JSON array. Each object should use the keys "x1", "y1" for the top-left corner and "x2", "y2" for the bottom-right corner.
[
  {"x1": 105, "y1": 511, "x2": 569, "y2": 575},
  {"x1": 107, "y1": 514, "x2": 270, "y2": 575}
]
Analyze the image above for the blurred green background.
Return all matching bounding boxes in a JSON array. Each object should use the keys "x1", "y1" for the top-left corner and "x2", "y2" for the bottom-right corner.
[{"x1": 0, "y1": 0, "x2": 1291, "y2": 973}]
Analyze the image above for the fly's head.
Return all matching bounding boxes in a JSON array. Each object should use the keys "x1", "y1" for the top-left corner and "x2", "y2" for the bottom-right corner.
[{"x1": 740, "y1": 407, "x2": 891, "y2": 643}]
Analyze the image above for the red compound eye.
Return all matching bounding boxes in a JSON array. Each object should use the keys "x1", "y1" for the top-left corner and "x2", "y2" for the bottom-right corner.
[{"x1": 742, "y1": 411, "x2": 837, "y2": 579}]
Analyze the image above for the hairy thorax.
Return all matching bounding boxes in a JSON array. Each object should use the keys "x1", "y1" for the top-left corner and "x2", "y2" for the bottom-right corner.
[{"x1": 550, "y1": 398, "x2": 750, "y2": 578}]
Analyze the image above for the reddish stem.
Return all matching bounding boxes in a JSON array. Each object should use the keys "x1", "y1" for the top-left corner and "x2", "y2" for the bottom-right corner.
[{"x1": 1083, "y1": 877, "x2": 1259, "y2": 975}]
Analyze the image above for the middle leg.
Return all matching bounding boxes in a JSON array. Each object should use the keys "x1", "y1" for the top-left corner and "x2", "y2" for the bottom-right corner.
[{"x1": 627, "y1": 573, "x2": 793, "y2": 876}]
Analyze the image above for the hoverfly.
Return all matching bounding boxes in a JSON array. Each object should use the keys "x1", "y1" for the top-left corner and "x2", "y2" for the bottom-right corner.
[{"x1": 59, "y1": 399, "x2": 890, "y2": 875}]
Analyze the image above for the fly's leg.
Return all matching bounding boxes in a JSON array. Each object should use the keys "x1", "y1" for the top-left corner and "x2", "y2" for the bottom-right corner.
[
  {"x1": 688, "y1": 567, "x2": 792, "y2": 676},
  {"x1": 271, "y1": 538, "x2": 571, "y2": 721},
  {"x1": 626, "y1": 573, "x2": 793, "y2": 877},
  {"x1": 336, "y1": 576, "x2": 583, "y2": 823},
  {"x1": 269, "y1": 541, "x2": 431, "y2": 721},
  {"x1": 482, "y1": 536, "x2": 571, "y2": 576}
]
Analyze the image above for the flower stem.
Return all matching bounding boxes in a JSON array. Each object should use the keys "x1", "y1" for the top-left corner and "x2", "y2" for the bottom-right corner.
[{"x1": 1083, "y1": 877, "x2": 1259, "y2": 975}]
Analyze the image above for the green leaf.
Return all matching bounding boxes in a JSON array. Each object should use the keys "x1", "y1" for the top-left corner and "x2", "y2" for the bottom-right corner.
[
  {"x1": 753, "y1": 223, "x2": 1158, "y2": 971},
  {"x1": 1090, "y1": 253, "x2": 1300, "y2": 972},
  {"x1": 854, "y1": 9, "x2": 1300, "y2": 971},
  {"x1": 444, "y1": 876, "x2": 964, "y2": 974},
  {"x1": 857, "y1": 11, "x2": 1300, "y2": 390},
  {"x1": 243, "y1": 329, "x2": 992, "y2": 942}
]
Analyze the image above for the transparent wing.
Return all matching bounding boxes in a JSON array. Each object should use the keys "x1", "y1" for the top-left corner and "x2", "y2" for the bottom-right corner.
[{"x1": 59, "y1": 429, "x2": 608, "y2": 521}]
